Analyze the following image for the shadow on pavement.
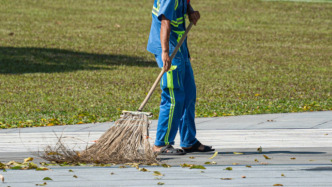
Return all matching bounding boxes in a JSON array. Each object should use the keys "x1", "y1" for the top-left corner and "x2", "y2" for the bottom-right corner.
[
  {"x1": 220, "y1": 151, "x2": 326, "y2": 155},
  {"x1": 304, "y1": 167, "x2": 332, "y2": 171},
  {"x1": 0, "y1": 47, "x2": 156, "y2": 74}
]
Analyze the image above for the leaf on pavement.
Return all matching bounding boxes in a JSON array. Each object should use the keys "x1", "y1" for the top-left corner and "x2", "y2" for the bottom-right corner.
[
  {"x1": 209, "y1": 151, "x2": 218, "y2": 159},
  {"x1": 35, "y1": 182, "x2": 47, "y2": 186},
  {"x1": 257, "y1": 146, "x2": 263, "y2": 153},
  {"x1": 233, "y1": 152, "x2": 244, "y2": 155},
  {"x1": 224, "y1": 167, "x2": 232, "y2": 171},
  {"x1": 242, "y1": 176, "x2": 246, "y2": 178},
  {"x1": 138, "y1": 168, "x2": 148, "y2": 172},
  {"x1": 73, "y1": 175, "x2": 78, "y2": 178},
  {"x1": 263, "y1": 155, "x2": 271, "y2": 159},
  {"x1": 10, "y1": 166, "x2": 22, "y2": 170},
  {"x1": 43, "y1": 177, "x2": 52, "y2": 180},
  {"x1": 220, "y1": 178, "x2": 232, "y2": 180},
  {"x1": 180, "y1": 163, "x2": 192, "y2": 168},
  {"x1": 157, "y1": 182, "x2": 165, "y2": 185},
  {"x1": 254, "y1": 159, "x2": 259, "y2": 162},
  {"x1": 246, "y1": 165, "x2": 252, "y2": 168},
  {"x1": 232, "y1": 163, "x2": 239, "y2": 165},
  {"x1": 190, "y1": 165, "x2": 206, "y2": 169},
  {"x1": 69, "y1": 169, "x2": 74, "y2": 172},
  {"x1": 36, "y1": 167, "x2": 49, "y2": 171},
  {"x1": 24, "y1": 157, "x2": 34, "y2": 163},
  {"x1": 290, "y1": 157, "x2": 296, "y2": 160},
  {"x1": 161, "y1": 164, "x2": 171, "y2": 168},
  {"x1": 281, "y1": 173, "x2": 285, "y2": 177},
  {"x1": 189, "y1": 156, "x2": 195, "y2": 159},
  {"x1": 153, "y1": 171, "x2": 164, "y2": 176},
  {"x1": 273, "y1": 184, "x2": 283, "y2": 186}
]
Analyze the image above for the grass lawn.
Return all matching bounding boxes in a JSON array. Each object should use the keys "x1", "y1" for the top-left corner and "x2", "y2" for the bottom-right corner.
[{"x1": 0, "y1": 0, "x2": 331, "y2": 128}]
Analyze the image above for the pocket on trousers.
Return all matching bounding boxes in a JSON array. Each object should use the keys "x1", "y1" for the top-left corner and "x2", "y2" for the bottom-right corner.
[{"x1": 161, "y1": 65, "x2": 182, "y2": 89}]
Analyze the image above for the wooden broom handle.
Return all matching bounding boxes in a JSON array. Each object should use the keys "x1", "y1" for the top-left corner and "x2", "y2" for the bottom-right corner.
[{"x1": 138, "y1": 22, "x2": 194, "y2": 112}]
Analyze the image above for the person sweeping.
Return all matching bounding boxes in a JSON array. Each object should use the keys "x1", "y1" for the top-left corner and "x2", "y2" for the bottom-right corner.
[{"x1": 147, "y1": 0, "x2": 215, "y2": 155}]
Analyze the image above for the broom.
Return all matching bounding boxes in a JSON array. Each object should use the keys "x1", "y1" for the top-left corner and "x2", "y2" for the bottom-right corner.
[
  {"x1": 81, "y1": 22, "x2": 194, "y2": 163},
  {"x1": 43, "y1": 23, "x2": 194, "y2": 164}
]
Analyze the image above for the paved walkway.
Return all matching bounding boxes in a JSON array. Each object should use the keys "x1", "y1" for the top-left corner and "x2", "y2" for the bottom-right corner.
[{"x1": 1, "y1": 111, "x2": 332, "y2": 186}]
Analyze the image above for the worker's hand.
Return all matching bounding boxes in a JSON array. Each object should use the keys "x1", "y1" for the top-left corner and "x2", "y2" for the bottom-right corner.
[
  {"x1": 189, "y1": 11, "x2": 200, "y2": 25},
  {"x1": 162, "y1": 51, "x2": 171, "y2": 72}
]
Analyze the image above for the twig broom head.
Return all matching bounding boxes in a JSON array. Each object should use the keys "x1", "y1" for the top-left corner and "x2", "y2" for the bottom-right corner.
[{"x1": 42, "y1": 111, "x2": 157, "y2": 164}]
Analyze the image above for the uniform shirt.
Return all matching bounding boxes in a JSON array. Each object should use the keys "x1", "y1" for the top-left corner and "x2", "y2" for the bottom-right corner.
[{"x1": 147, "y1": 0, "x2": 190, "y2": 56}]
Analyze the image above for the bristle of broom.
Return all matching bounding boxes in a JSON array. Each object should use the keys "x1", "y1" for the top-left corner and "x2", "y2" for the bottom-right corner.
[{"x1": 42, "y1": 112, "x2": 157, "y2": 164}]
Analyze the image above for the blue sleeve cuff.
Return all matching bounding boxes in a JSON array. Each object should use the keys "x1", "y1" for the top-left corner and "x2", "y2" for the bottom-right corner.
[{"x1": 157, "y1": 0, "x2": 175, "y2": 21}]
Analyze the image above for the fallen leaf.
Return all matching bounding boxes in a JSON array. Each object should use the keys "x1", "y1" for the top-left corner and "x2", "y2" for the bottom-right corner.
[
  {"x1": 246, "y1": 165, "x2": 252, "y2": 168},
  {"x1": 153, "y1": 171, "x2": 163, "y2": 176},
  {"x1": 190, "y1": 165, "x2": 206, "y2": 169},
  {"x1": 69, "y1": 169, "x2": 74, "y2": 172},
  {"x1": 161, "y1": 164, "x2": 171, "y2": 168},
  {"x1": 257, "y1": 146, "x2": 263, "y2": 153},
  {"x1": 189, "y1": 156, "x2": 195, "y2": 159},
  {"x1": 224, "y1": 167, "x2": 232, "y2": 171},
  {"x1": 233, "y1": 152, "x2": 243, "y2": 155},
  {"x1": 200, "y1": 171, "x2": 205, "y2": 173},
  {"x1": 260, "y1": 162, "x2": 268, "y2": 165},
  {"x1": 254, "y1": 159, "x2": 259, "y2": 162},
  {"x1": 324, "y1": 133, "x2": 328, "y2": 135},
  {"x1": 35, "y1": 182, "x2": 47, "y2": 186},
  {"x1": 10, "y1": 166, "x2": 22, "y2": 170},
  {"x1": 220, "y1": 178, "x2": 232, "y2": 180},
  {"x1": 281, "y1": 173, "x2": 285, "y2": 177},
  {"x1": 150, "y1": 163, "x2": 159, "y2": 166},
  {"x1": 73, "y1": 175, "x2": 78, "y2": 178},
  {"x1": 36, "y1": 167, "x2": 49, "y2": 171},
  {"x1": 273, "y1": 184, "x2": 283, "y2": 186},
  {"x1": 209, "y1": 151, "x2": 218, "y2": 159},
  {"x1": 242, "y1": 176, "x2": 246, "y2": 178},
  {"x1": 119, "y1": 166, "x2": 126, "y2": 168},
  {"x1": 205, "y1": 161, "x2": 217, "y2": 165},
  {"x1": 180, "y1": 163, "x2": 192, "y2": 168},
  {"x1": 290, "y1": 157, "x2": 296, "y2": 160},
  {"x1": 232, "y1": 163, "x2": 239, "y2": 165},
  {"x1": 24, "y1": 157, "x2": 34, "y2": 163},
  {"x1": 138, "y1": 168, "x2": 148, "y2": 172},
  {"x1": 157, "y1": 182, "x2": 165, "y2": 185},
  {"x1": 28, "y1": 162, "x2": 38, "y2": 169},
  {"x1": 154, "y1": 177, "x2": 162, "y2": 180},
  {"x1": 8, "y1": 32, "x2": 14, "y2": 36},
  {"x1": 43, "y1": 177, "x2": 52, "y2": 181},
  {"x1": 110, "y1": 172, "x2": 114, "y2": 175},
  {"x1": 263, "y1": 155, "x2": 271, "y2": 159},
  {"x1": 0, "y1": 174, "x2": 4, "y2": 182}
]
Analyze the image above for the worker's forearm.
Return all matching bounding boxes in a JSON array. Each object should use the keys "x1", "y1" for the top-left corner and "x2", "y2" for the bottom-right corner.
[{"x1": 160, "y1": 15, "x2": 171, "y2": 54}]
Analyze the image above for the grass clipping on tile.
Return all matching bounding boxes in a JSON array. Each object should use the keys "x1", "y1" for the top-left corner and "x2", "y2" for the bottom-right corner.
[{"x1": 41, "y1": 113, "x2": 157, "y2": 164}]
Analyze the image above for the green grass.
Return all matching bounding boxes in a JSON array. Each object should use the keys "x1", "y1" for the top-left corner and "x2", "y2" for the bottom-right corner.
[{"x1": 0, "y1": 0, "x2": 331, "y2": 128}]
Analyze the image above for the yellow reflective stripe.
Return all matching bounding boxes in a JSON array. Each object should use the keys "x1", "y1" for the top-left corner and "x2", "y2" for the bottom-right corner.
[
  {"x1": 164, "y1": 70, "x2": 175, "y2": 145},
  {"x1": 152, "y1": 10, "x2": 158, "y2": 16},
  {"x1": 171, "y1": 17, "x2": 184, "y2": 27},
  {"x1": 153, "y1": 6, "x2": 159, "y2": 11}
]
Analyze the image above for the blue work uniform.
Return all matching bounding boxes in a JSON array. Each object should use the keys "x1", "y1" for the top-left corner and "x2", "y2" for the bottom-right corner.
[{"x1": 147, "y1": 0, "x2": 197, "y2": 148}]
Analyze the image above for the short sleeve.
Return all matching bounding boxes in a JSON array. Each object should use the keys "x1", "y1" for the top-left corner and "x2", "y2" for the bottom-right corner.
[{"x1": 158, "y1": 0, "x2": 175, "y2": 21}]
